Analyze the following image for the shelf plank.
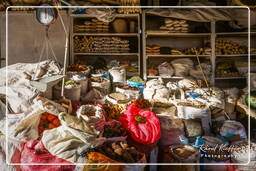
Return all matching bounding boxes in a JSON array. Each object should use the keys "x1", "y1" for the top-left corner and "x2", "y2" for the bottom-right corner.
[
  {"x1": 147, "y1": 76, "x2": 183, "y2": 79},
  {"x1": 147, "y1": 54, "x2": 210, "y2": 58},
  {"x1": 73, "y1": 33, "x2": 139, "y2": 37},
  {"x1": 216, "y1": 54, "x2": 256, "y2": 57},
  {"x1": 70, "y1": 13, "x2": 139, "y2": 18},
  {"x1": 215, "y1": 77, "x2": 246, "y2": 79},
  {"x1": 74, "y1": 53, "x2": 139, "y2": 56},
  {"x1": 146, "y1": 30, "x2": 211, "y2": 37},
  {"x1": 216, "y1": 32, "x2": 256, "y2": 36}
]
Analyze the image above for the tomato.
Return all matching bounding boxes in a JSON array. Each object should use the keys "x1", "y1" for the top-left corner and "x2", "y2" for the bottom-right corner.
[{"x1": 47, "y1": 115, "x2": 56, "y2": 122}]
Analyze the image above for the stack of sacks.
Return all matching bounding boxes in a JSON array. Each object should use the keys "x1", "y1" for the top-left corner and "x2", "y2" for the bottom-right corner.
[
  {"x1": 74, "y1": 18, "x2": 109, "y2": 33},
  {"x1": 160, "y1": 18, "x2": 189, "y2": 33},
  {"x1": 146, "y1": 45, "x2": 160, "y2": 54}
]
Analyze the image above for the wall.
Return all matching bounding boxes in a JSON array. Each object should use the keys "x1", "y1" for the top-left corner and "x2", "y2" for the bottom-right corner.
[{"x1": 0, "y1": 10, "x2": 69, "y2": 68}]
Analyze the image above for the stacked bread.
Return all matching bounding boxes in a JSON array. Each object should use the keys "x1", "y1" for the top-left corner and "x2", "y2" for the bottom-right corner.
[
  {"x1": 216, "y1": 39, "x2": 247, "y2": 55},
  {"x1": 160, "y1": 19, "x2": 189, "y2": 33},
  {"x1": 93, "y1": 37, "x2": 130, "y2": 53},
  {"x1": 74, "y1": 18, "x2": 109, "y2": 33},
  {"x1": 146, "y1": 45, "x2": 160, "y2": 55}
]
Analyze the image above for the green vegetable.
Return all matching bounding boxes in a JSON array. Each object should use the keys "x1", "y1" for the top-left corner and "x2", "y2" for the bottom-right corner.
[
  {"x1": 65, "y1": 80, "x2": 78, "y2": 86},
  {"x1": 245, "y1": 91, "x2": 256, "y2": 109}
]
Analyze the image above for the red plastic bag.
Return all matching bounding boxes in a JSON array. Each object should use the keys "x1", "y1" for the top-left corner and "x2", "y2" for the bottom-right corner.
[
  {"x1": 20, "y1": 140, "x2": 75, "y2": 171},
  {"x1": 120, "y1": 104, "x2": 161, "y2": 144}
]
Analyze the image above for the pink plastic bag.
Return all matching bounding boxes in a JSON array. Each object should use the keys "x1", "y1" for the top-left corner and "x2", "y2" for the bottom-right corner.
[{"x1": 20, "y1": 140, "x2": 75, "y2": 171}]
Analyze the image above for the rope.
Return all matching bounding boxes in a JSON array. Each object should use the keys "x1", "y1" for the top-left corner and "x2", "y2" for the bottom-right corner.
[{"x1": 55, "y1": 7, "x2": 69, "y2": 98}]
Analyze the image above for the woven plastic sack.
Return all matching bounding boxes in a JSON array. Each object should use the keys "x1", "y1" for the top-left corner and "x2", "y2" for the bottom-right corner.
[
  {"x1": 158, "y1": 62, "x2": 174, "y2": 77},
  {"x1": 109, "y1": 67, "x2": 126, "y2": 83},
  {"x1": 91, "y1": 77, "x2": 111, "y2": 95},
  {"x1": 20, "y1": 140, "x2": 74, "y2": 171}
]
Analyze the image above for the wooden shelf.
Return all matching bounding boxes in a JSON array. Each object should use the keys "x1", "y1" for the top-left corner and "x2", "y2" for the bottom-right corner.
[
  {"x1": 215, "y1": 76, "x2": 246, "y2": 79},
  {"x1": 73, "y1": 33, "x2": 139, "y2": 37},
  {"x1": 146, "y1": 54, "x2": 210, "y2": 58},
  {"x1": 146, "y1": 30, "x2": 211, "y2": 37},
  {"x1": 216, "y1": 54, "x2": 256, "y2": 57},
  {"x1": 147, "y1": 76, "x2": 183, "y2": 79},
  {"x1": 216, "y1": 32, "x2": 256, "y2": 36},
  {"x1": 70, "y1": 13, "x2": 139, "y2": 18},
  {"x1": 74, "y1": 53, "x2": 139, "y2": 56}
]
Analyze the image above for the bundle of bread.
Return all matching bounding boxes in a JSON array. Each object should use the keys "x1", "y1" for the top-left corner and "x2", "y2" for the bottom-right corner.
[
  {"x1": 216, "y1": 39, "x2": 247, "y2": 55},
  {"x1": 117, "y1": 0, "x2": 141, "y2": 14},
  {"x1": 93, "y1": 37, "x2": 130, "y2": 53},
  {"x1": 160, "y1": 18, "x2": 189, "y2": 33},
  {"x1": 74, "y1": 18, "x2": 109, "y2": 33},
  {"x1": 74, "y1": 36, "x2": 130, "y2": 53},
  {"x1": 74, "y1": 36, "x2": 94, "y2": 53},
  {"x1": 146, "y1": 45, "x2": 160, "y2": 55}
]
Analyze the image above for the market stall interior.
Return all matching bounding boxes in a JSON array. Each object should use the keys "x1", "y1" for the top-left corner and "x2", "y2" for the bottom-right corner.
[{"x1": 0, "y1": 2, "x2": 256, "y2": 171}]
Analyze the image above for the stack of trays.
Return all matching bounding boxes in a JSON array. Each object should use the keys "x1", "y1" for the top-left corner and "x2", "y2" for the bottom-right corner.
[
  {"x1": 74, "y1": 18, "x2": 109, "y2": 33},
  {"x1": 160, "y1": 19, "x2": 189, "y2": 33},
  {"x1": 146, "y1": 45, "x2": 160, "y2": 55}
]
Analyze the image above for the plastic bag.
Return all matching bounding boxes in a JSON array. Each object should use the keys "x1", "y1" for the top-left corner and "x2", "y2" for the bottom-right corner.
[
  {"x1": 220, "y1": 120, "x2": 247, "y2": 139},
  {"x1": 41, "y1": 112, "x2": 99, "y2": 162},
  {"x1": 20, "y1": 140, "x2": 74, "y2": 171},
  {"x1": 158, "y1": 62, "x2": 174, "y2": 77},
  {"x1": 120, "y1": 104, "x2": 161, "y2": 145}
]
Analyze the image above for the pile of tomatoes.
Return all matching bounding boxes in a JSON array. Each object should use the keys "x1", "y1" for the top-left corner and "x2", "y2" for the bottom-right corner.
[{"x1": 38, "y1": 112, "x2": 61, "y2": 135}]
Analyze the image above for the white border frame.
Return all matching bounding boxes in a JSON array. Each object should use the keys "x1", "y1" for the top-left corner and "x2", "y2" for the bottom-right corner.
[{"x1": 5, "y1": 5, "x2": 251, "y2": 166}]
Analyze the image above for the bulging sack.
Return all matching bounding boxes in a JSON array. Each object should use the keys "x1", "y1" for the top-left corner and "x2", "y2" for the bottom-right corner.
[
  {"x1": 158, "y1": 62, "x2": 174, "y2": 77},
  {"x1": 41, "y1": 112, "x2": 99, "y2": 162},
  {"x1": 120, "y1": 104, "x2": 161, "y2": 145},
  {"x1": 76, "y1": 104, "x2": 105, "y2": 132}
]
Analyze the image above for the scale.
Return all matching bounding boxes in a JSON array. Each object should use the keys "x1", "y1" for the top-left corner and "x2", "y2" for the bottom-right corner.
[{"x1": 30, "y1": 4, "x2": 68, "y2": 99}]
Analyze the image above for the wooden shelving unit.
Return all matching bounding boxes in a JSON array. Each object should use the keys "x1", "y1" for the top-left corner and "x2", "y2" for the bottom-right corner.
[
  {"x1": 142, "y1": 11, "x2": 213, "y2": 81},
  {"x1": 142, "y1": 11, "x2": 255, "y2": 88},
  {"x1": 70, "y1": 12, "x2": 141, "y2": 77}
]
